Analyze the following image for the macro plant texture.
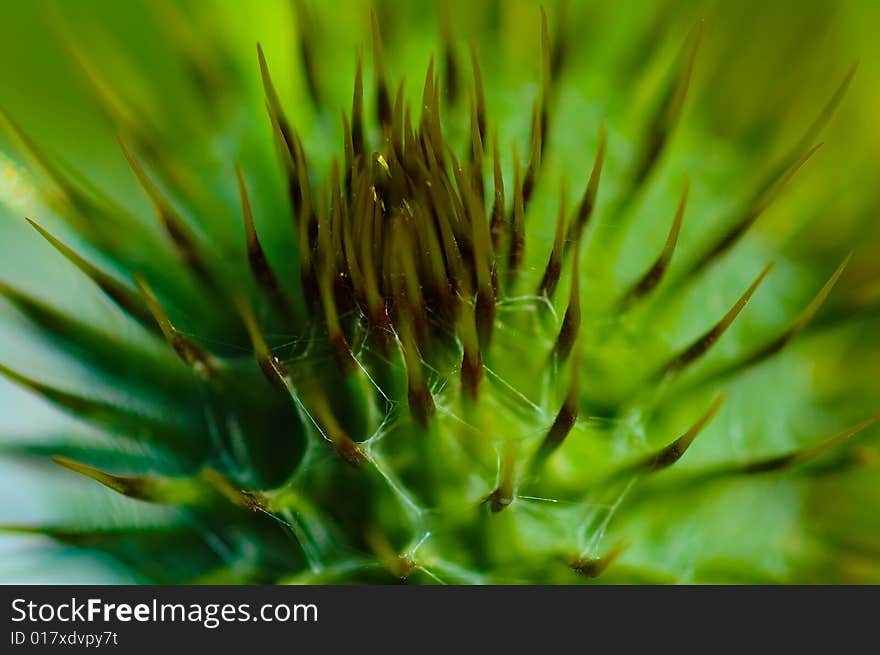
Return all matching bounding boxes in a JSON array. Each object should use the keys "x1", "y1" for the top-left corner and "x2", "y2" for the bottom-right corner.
[{"x1": 1, "y1": 0, "x2": 879, "y2": 584}]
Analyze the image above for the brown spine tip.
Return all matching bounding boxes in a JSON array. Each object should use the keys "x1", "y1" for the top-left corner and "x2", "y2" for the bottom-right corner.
[
  {"x1": 329, "y1": 333, "x2": 357, "y2": 375},
  {"x1": 407, "y1": 381, "x2": 436, "y2": 429},
  {"x1": 237, "y1": 295, "x2": 293, "y2": 392},
  {"x1": 457, "y1": 145, "x2": 497, "y2": 351},
  {"x1": 550, "y1": 0, "x2": 570, "y2": 77},
  {"x1": 469, "y1": 43, "x2": 487, "y2": 142},
  {"x1": 538, "y1": 399, "x2": 578, "y2": 460},
  {"x1": 292, "y1": 1, "x2": 321, "y2": 105},
  {"x1": 0, "y1": 108, "x2": 95, "y2": 211},
  {"x1": 536, "y1": 340, "x2": 582, "y2": 466},
  {"x1": 53, "y1": 455, "x2": 155, "y2": 500},
  {"x1": 235, "y1": 166, "x2": 292, "y2": 319},
  {"x1": 264, "y1": 99, "x2": 303, "y2": 223},
  {"x1": 506, "y1": 146, "x2": 525, "y2": 285},
  {"x1": 352, "y1": 52, "x2": 365, "y2": 156},
  {"x1": 490, "y1": 130, "x2": 506, "y2": 250},
  {"x1": 539, "y1": 5, "x2": 552, "y2": 149},
  {"x1": 486, "y1": 487, "x2": 513, "y2": 513},
  {"x1": 691, "y1": 143, "x2": 822, "y2": 277},
  {"x1": 334, "y1": 433, "x2": 368, "y2": 467},
  {"x1": 0, "y1": 362, "x2": 189, "y2": 449},
  {"x1": 366, "y1": 527, "x2": 417, "y2": 579},
  {"x1": 718, "y1": 253, "x2": 852, "y2": 378},
  {"x1": 468, "y1": 95, "x2": 486, "y2": 203},
  {"x1": 371, "y1": 9, "x2": 392, "y2": 127},
  {"x1": 461, "y1": 347, "x2": 483, "y2": 403},
  {"x1": 475, "y1": 285, "x2": 496, "y2": 352},
  {"x1": 486, "y1": 442, "x2": 518, "y2": 513},
  {"x1": 567, "y1": 126, "x2": 607, "y2": 248},
  {"x1": 663, "y1": 262, "x2": 773, "y2": 378},
  {"x1": 53, "y1": 455, "x2": 204, "y2": 508},
  {"x1": 538, "y1": 176, "x2": 568, "y2": 299},
  {"x1": 342, "y1": 123, "x2": 355, "y2": 208},
  {"x1": 554, "y1": 237, "x2": 582, "y2": 362},
  {"x1": 624, "y1": 181, "x2": 688, "y2": 304},
  {"x1": 439, "y1": 0, "x2": 459, "y2": 104},
  {"x1": 642, "y1": 394, "x2": 724, "y2": 472},
  {"x1": 257, "y1": 43, "x2": 292, "y2": 146},
  {"x1": 201, "y1": 467, "x2": 268, "y2": 511},
  {"x1": 786, "y1": 252, "x2": 852, "y2": 336},
  {"x1": 390, "y1": 79, "x2": 406, "y2": 160},
  {"x1": 118, "y1": 139, "x2": 216, "y2": 290},
  {"x1": 300, "y1": 384, "x2": 371, "y2": 466},
  {"x1": 632, "y1": 19, "x2": 703, "y2": 187},
  {"x1": 0, "y1": 363, "x2": 102, "y2": 421},
  {"x1": 396, "y1": 312, "x2": 435, "y2": 426},
  {"x1": 738, "y1": 415, "x2": 880, "y2": 475},
  {"x1": 134, "y1": 274, "x2": 217, "y2": 381},
  {"x1": 259, "y1": 356, "x2": 288, "y2": 392},
  {"x1": 24, "y1": 218, "x2": 156, "y2": 332},
  {"x1": 570, "y1": 541, "x2": 626, "y2": 579},
  {"x1": 370, "y1": 302, "x2": 394, "y2": 355}
]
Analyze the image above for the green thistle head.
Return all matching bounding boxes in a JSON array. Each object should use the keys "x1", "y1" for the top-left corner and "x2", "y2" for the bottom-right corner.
[{"x1": 0, "y1": 0, "x2": 878, "y2": 584}]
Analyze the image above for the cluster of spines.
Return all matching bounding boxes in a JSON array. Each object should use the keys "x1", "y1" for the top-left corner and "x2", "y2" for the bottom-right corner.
[{"x1": 0, "y1": 4, "x2": 875, "y2": 582}]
